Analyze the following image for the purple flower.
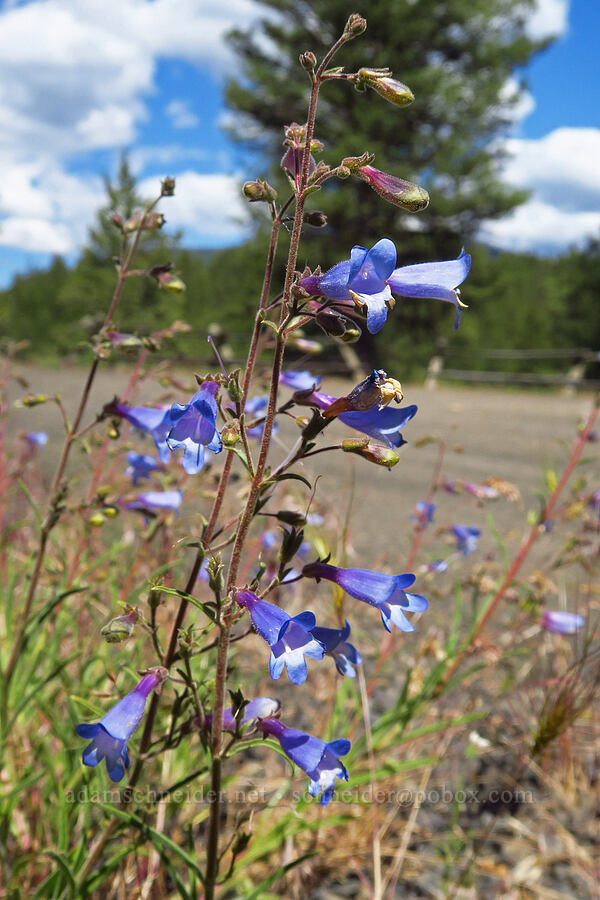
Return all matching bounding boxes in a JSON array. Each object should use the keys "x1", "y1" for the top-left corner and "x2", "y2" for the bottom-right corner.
[
  {"x1": 280, "y1": 370, "x2": 322, "y2": 392},
  {"x1": 388, "y1": 249, "x2": 471, "y2": 330},
  {"x1": 26, "y1": 431, "x2": 48, "y2": 446},
  {"x1": 462, "y1": 481, "x2": 499, "y2": 500},
  {"x1": 75, "y1": 670, "x2": 166, "y2": 781},
  {"x1": 204, "y1": 697, "x2": 281, "y2": 733},
  {"x1": 261, "y1": 717, "x2": 350, "y2": 806},
  {"x1": 127, "y1": 490, "x2": 182, "y2": 512},
  {"x1": 428, "y1": 559, "x2": 449, "y2": 574},
  {"x1": 244, "y1": 395, "x2": 279, "y2": 441},
  {"x1": 303, "y1": 390, "x2": 417, "y2": 449},
  {"x1": 541, "y1": 610, "x2": 585, "y2": 635},
  {"x1": 300, "y1": 239, "x2": 396, "y2": 334},
  {"x1": 109, "y1": 402, "x2": 172, "y2": 462},
  {"x1": 303, "y1": 562, "x2": 428, "y2": 633},
  {"x1": 300, "y1": 241, "x2": 471, "y2": 333},
  {"x1": 235, "y1": 590, "x2": 325, "y2": 685},
  {"x1": 167, "y1": 381, "x2": 222, "y2": 474},
  {"x1": 411, "y1": 501, "x2": 435, "y2": 527},
  {"x1": 125, "y1": 451, "x2": 160, "y2": 485},
  {"x1": 452, "y1": 525, "x2": 481, "y2": 556},
  {"x1": 311, "y1": 620, "x2": 362, "y2": 678}
]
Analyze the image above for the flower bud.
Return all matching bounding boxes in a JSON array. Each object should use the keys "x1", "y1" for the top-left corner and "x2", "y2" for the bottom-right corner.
[
  {"x1": 88, "y1": 512, "x2": 105, "y2": 527},
  {"x1": 243, "y1": 178, "x2": 278, "y2": 203},
  {"x1": 344, "y1": 13, "x2": 367, "y2": 36},
  {"x1": 303, "y1": 210, "x2": 328, "y2": 227},
  {"x1": 101, "y1": 608, "x2": 138, "y2": 643},
  {"x1": 295, "y1": 415, "x2": 310, "y2": 428},
  {"x1": 124, "y1": 211, "x2": 166, "y2": 233},
  {"x1": 103, "y1": 505, "x2": 119, "y2": 519},
  {"x1": 275, "y1": 510, "x2": 307, "y2": 527},
  {"x1": 221, "y1": 422, "x2": 240, "y2": 447},
  {"x1": 161, "y1": 176, "x2": 176, "y2": 196},
  {"x1": 207, "y1": 556, "x2": 224, "y2": 594},
  {"x1": 16, "y1": 393, "x2": 47, "y2": 408},
  {"x1": 357, "y1": 165, "x2": 429, "y2": 211},
  {"x1": 300, "y1": 51, "x2": 317, "y2": 71},
  {"x1": 156, "y1": 271, "x2": 186, "y2": 293},
  {"x1": 342, "y1": 439, "x2": 400, "y2": 467},
  {"x1": 110, "y1": 212, "x2": 124, "y2": 231},
  {"x1": 341, "y1": 152, "x2": 375, "y2": 172},
  {"x1": 315, "y1": 309, "x2": 362, "y2": 343},
  {"x1": 357, "y1": 68, "x2": 414, "y2": 107}
]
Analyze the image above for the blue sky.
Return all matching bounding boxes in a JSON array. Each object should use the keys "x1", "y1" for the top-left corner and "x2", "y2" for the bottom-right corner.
[{"x1": 0, "y1": 0, "x2": 599, "y2": 288}]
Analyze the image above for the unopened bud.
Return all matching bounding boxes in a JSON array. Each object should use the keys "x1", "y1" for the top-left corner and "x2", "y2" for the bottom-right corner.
[
  {"x1": 103, "y1": 505, "x2": 119, "y2": 519},
  {"x1": 357, "y1": 68, "x2": 414, "y2": 107},
  {"x1": 303, "y1": 210, "x2": 328, "y2": 227},
  {"x1": 276, "y1": 510, "x2": 307, "y2": 527},
  {"x1": 88, "y1": 512, "x2": 105, "y2": 527},
  {"x1": 101, "y1": 608, "x2": 138, "y2": 643},
  {"x1": 107, "y1": 425, "x2": 119, "y2": 440},
  {"x1": 221, "y1": 422, "x2": 240, "y2": 447},
  {"x1": 124, "y1": 211, "x2": 166, "y2": 233},
  {"x1": 295, "y1": 415, "x2": 310, "y2": 428},
  {"x1": 156, "y1": 271, "x2": 186, "y2": 293},
  {"x1": 357, "y1": 165, "x2": 429, "y2": 211},
  {"x1": 344, "y1": 13, "x2": 367, "y2": 36},
  {"x1": 207, "y1": 556, "x2": 224, "y2": 594},
  {"x1": 16, "y1": 393, "x2": 47, "y2": 408},
  {"x1": 243, "y1": 178, "x2": 278, "y2": 203},
  {"x1": 161, "y1": 176, "x2": 176, "y2": 196},
  {"x1": 342, "y1": 439, "x2": 400, "y2": 467},
  {"x1": 315, "y1": 309, "x2": 362, "y2": 343},
  {"x1": 300, "y1": 51, "x2": 317, "y2": 71},
  {"x1": 341, "y1": 152, "x2": 375, "y2": 172},
  {"x1": 109, "y1": 212, "x2": 124, "y2": 231}
]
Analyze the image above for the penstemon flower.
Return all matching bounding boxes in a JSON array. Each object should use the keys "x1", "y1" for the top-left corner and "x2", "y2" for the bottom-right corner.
[
  {"x1": 452, "y1": 525, "x2": 481, "y2": 556},
  {"x1": 166, "y1": 381, "x2": 222, "y2": 474},
  {"x1": 108, "y1": 401, "x2": 172, "y2": 462},
  {"x1": 311, "y1": 620, "x2": 362, "y2": 678},
  {"x1": 541, "y1": 610, "x2": 585, "y2": 635},
  {"x1": 75, "y1": 669, "x2": 167, "y2": 781},
  {"x1": 260, "y1": 717, "x2": 350, "y2": 806},
  {"x1": 125, "y1": 451, "x2": 160, "y2": 485},
  {"x1": 235, "y1": 590, "x2": 325, "y2": 685},
  {"x1": 302, "y1": 562, "x2": 428, "y2": 633}
]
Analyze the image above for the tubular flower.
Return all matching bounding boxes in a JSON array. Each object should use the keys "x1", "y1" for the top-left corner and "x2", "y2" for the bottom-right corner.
[
  {"x1": 452, "y1": 525, "x2": 481, "y2": 556},
  {"x1": 303, "y1": 562, "x2": 428, "y2": 633},
  {"x1": 127, "y1": 490, "x2": 182, "y2": 513},
  {"x1": 235, "y1": 590, "x2": 325, "y2": 685},
  {"x1": 541, "y1": 610, "x2": 585, "y2": 635},
  {"x1": 26, "y1": 431, "x2": 48, "y2": 446},
  {"x1": 260, "y1": 717, "x2": 350, "y2": 806},
  {"x1": 411, "y1": 501, "x2": 435, "y2": 527},
  {"x1": 299, "y1": 238, "x2": 397, "y2": 334},
  {"x1": 311, "y1": 620, "x2": 362, "y2": 678},
  {"x1": 167, "y1": 381, "x2": 222, "y2": 475},
  {"x1": 75, "y1": 669, "x2": 167, "y2": 781},
  {"x1": 299, "y1": 389, "x2": 417, "y2": 449},
  {"x1": 280, "y1": 370, "x2": 322, "y2": 392},
  {"x1": 244, "y1": 395, "x2": 278, "y2": 440},
  {"x1": 388, "y1": 249, "x2": 471, "y2": 330},
  {"x1": 299, "y1": 242, "x2": 471, "y2": 332},
  {"x1": 109, "y1": 402, "x2": 172, "y2": 462},
  {"x1": 203, "y1": 697, "x2": 282, "y2": 734},
  {"x1": 125, "y1": 451, "x2": 160, "y2": 485}
]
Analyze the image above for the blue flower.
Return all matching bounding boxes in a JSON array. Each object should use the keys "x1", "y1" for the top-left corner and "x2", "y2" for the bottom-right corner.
[
  {"x1": 388, "y1": 249, "x2": 471, "y2": 330},
  {"x1": 261, "y1": 717, "x2": 350, "y2": 806},
  {"x1": 110, "y1": 402, "x2": 172, "y2": 462},
  {"x1": 167, "y1": 381, "x2": 222, "y2": 474},
  {"x1": 311, "y1": 620, "x2": 362, "y2": 677},
  {"x1": 26, "y1": 431, "x2": 48, "y2": 446},
  {"x1": 127, "y1": 490, "x2": 182, "y2": 513},
  {"x1": 303, "y1": 562, "x2": 428, "y2": 633},
  {"x1": 300, "y1": 239, "x2": 396, "y2": 334},
  {"x1": 302, "y1": 390, "x2": 417, "y2": 449},
  {"x1": 235, "y1": 590, "x2": 325, "y2": 685},
  {"x1": 75, "y1": 670, "x2": 166, "y2": 781},
  {"x1": 411, "y1": 501, "x2": 435, "y2": 527},
  {"x1": 280, "y1": 370, "x2": 323, "y2": 392},
  {"x1": 125, "y1": 451, "x2": 160, "y2": 485},
  {"x1": 300, "y1": 241, "x2": 471, "y2": 333},
  {"x1": 541, "y1": 610, "x2": 585, "y2": 635},
  {"x1": 203, "y1": 696, "x2": 282, "y2": 733},
  {"x1": 452, "y1": 525, "x2": 481, "y2": 556}
]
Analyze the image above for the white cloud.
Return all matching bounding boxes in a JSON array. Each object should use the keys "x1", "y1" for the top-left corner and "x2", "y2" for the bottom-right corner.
[
  {"x1": 0, "y1": 217, "x2": 74, "y2": 254},
  {"x1": 139, "y1": 171, "x2": 250, "y2": 244},
  {"x1": 525, "y1": 0, "x2": 570, "y2": 40},
  {"x1": 166, "y1": 100, "x2": 200, "y2": 130},
  {"x1": 482, "y1": 127, "x2": 600, "y2": 252}
]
